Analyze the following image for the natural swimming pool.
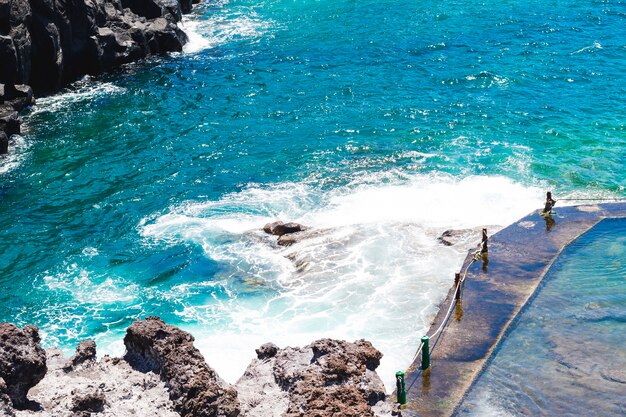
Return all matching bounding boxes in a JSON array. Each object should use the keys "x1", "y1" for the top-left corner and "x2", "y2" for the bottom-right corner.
[{"x1": 457, "y1": 217, "x2": 626, "y2": 416}]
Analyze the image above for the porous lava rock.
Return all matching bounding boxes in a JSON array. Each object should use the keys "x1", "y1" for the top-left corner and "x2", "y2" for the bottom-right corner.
[
  {"x1": 70, "y1": 386, "x2": 106, "y2": 415},
  {"x1": 124, "y1": 316, "x2": 240, "y2": 417},
  {"x1": 64, "y1": 340, "x2": 97, "y2": 371},
  {"x1": 236, "y1": 338, "x2": 387, "y2": 417},
  {"x1": 0, "y1": 323, "x2": 47, "y2": 409},
  {"x1": 0, "y1": 377, "x2": 15, "y2": 417}
]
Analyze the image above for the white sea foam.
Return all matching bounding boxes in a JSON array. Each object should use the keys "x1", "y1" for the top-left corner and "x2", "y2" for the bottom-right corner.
[
  {"x1": 30, "y1": 79, "x2": 126, "y2": 115},
  {"x1": 181, "y1": 8, "x2": 271, "y2": 54},
  {"x1": 140, "y1": 174, "x2": 544, "y2": 390},
  {"x1": 571, "y1": 41, "x2": 602, "y2": 55},
  {"x1": 0, "y1": 135, "x2": 29, "y2": 175}
]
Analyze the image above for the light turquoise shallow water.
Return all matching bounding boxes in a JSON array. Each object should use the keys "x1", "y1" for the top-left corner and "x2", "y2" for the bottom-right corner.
[
  {"x1": 0, "y1": 0, "x2": 625, "y2": 392},
  {"x1": 458, "y1": 218, "x2": 626, "y2": 416}
]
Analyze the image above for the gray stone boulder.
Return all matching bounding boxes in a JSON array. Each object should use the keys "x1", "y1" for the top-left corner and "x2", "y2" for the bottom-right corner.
[
  {"x1": 236, "y1": 339, "x2": 387, "y2": 417},
  {"x1": 124, "y1": 316, "x2": 240, "y2": 417},
  {"x1": 0, "y1": 323, "x2": 47, "y2": 409}
]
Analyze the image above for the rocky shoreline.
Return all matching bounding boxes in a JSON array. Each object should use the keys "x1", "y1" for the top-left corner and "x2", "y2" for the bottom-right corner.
[
  {"x1": 0, "y1": 318, "x2": 399, "y2": 417},
  {"x1": 0, "y1": 0, "x2": 199, "y2": 155}
]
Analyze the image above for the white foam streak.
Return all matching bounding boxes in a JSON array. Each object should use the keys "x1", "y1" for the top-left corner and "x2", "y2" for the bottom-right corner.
[
  {"x1": 0, "y1": 135, "x2": 29, "y2": 175},
  {"x1": 30, "y1": 79, "x2": 126, "y2": 115},
  {"x1": 181, "y1": 10, "x2": 271, "y2": 54}
]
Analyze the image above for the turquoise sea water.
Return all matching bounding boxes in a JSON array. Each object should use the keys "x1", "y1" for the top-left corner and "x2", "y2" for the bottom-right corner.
[
  {"x1": 458, "y1": 218, "x2": 626, "y2": 416},
  {"x1": 1, "y1": 0, "x2": 625, "y2": 392}
]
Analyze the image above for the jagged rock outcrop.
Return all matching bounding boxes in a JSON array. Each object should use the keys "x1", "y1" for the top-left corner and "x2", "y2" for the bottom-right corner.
[
  {"x1": 1, "y1": 319, "x2": 395, "y2": 416},
  {"x1": 14, "y1": 347, "x2": 180, "y2": 417},
  {"x1": 0, "y1": 323, "x2": 47, "y2": 409},
  {"x1": 0, "y1": 0, "x2": 190, "y2": 92},
  {"x1": 236, "y1": 339, "x2": 388, "y2": 417},
  {"x1": 0, "y1": 0, "x2": 198, "y2": 153},
  {"x1": 124, "y1": 316, "x2": 240, "y2": 417},
  {"x1": 63, "y1": 340, "x2": 96, "y2": 372},
  {"x1": 69, "y1": 386, "x2": 107, "y2": 415}
]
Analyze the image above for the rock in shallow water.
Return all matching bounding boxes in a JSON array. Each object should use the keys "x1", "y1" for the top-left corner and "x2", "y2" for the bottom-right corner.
[{"x1": 263, "y1": 221, "x2": 307, "y2": 236}]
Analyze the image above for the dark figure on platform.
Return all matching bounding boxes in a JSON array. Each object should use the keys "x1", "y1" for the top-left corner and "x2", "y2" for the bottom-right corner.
[{"x1": 542, "y1": 192, "x2": 556, "y2": 215}]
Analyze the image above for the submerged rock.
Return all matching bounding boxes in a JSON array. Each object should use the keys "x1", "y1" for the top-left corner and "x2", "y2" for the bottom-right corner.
[
  {"x1": 0, "y1": 323, "x2": 47, "y2": 409},
  {"x1": 124, "y1": 316, "x2": 240, "y2": 417},
  {"x1": 237, "y1": 338, "x2": 387, "y2": 417}
]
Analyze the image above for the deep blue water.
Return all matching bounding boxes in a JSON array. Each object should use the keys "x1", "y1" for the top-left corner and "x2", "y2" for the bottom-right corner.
[{"x1": 0, "y1": 0, "x2": 625, "y2": 390}]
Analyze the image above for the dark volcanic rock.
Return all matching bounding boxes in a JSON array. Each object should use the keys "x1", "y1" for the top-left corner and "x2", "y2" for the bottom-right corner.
[
  {"x1": 0, "y1": 323, "x2": 47, "y2": 409},
  {"x1": 121, "y1": 0, "x2": 181, "y2": 21},
  {"x1": 70, "y1": 386, "x2": 106, "y2": 414},
  {"x1": 0, "y1": 377, "x2": 16, "y2": 417},
  {"x1": 64, "y1": 340, "x2": 97, "y2": 371},
  {"x1": 0, "y1": 0, "x2": 196, "y2": 145},
  {"x1": 124, "y1": 316, "x2": 240, "y2": 417},
  {"x1": 0, "y1": 130, "x2": 7, "y2": 154},
  {"x1": 237, "y1": 338, "x2": 387, "y2": 417},
  {"x1": 263, "y1": 221, "x2": 307, "y2": 236},
  {"x1": 255, "y1": 343, "x2": 279, "y2": 360},
  {"x1": 0, "y1": 109, "x2": 20, "y2": 136}
]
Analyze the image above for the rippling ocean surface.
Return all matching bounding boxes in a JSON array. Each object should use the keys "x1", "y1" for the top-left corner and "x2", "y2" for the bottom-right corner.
[{"x1": 1, "y1": 0, "x2": 625, "y2": 394}]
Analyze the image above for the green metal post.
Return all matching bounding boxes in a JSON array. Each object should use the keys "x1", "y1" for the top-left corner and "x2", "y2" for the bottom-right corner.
[
  {"x1": 421, "y1": 336, "x2": 430, "y2": 370},
  {"x1": 395, "y1": 371, "x2": 406, "y2": 404}
]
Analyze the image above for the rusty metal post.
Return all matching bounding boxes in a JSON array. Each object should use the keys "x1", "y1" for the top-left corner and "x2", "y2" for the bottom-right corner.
[
  {"x1": 454, "y1": 272, "x2": 461, "y2": 300},
  {"x1": 481, "y1": 228, "x2": 488, "y2": 254}
]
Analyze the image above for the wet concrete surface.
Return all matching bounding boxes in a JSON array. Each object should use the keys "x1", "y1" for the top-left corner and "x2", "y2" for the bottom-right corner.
[{"x1": 401, "y1": 202, "x2": 626, "y2": 417}]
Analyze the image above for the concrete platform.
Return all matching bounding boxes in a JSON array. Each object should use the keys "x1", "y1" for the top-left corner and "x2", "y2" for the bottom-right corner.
[{"x1": 401, "y1": 202, "x2": 626, "y2": 417}]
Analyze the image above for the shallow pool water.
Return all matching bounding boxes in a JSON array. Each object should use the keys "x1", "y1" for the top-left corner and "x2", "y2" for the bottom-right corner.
[{"x1": 457, "y1": 218, "x2": 626, "y2": 416}]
